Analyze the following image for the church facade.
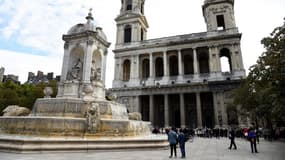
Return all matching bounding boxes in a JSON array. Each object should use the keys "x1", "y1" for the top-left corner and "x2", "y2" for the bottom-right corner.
[{"x1": 111, "y1": 0, "x2": 246, "y2": 129}]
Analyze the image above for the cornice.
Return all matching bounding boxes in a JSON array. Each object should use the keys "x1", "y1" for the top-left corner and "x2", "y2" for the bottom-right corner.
[{"x1": 63, "y1": 31, "x2": 111, "y2": 47}]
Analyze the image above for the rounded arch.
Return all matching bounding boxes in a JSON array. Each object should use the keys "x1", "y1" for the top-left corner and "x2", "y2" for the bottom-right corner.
[
  {"x1": 220, "y1": 48, "x2": 232, "y2": 72},
  {"x1": 91, "y1": 49, "x2": 103, "y2": 81},
  {"x1": 169, "y1": 55, "x2": 178, "y2": 76},
  {"x1": 155, "y1": 57, "x2": 163, "y2": 77},
  {"x1": 67, "y1": 46, "x2": 84, "y2": 80},
  {"x1": 92, "y1": 49, "x2": 103, "y2": 70},
  {"x1": 123, "y1": 59, "x2": 131, "y2": 81},
  {"x1": 142, "y1": 58, "x2": 149, "y2": 78}
]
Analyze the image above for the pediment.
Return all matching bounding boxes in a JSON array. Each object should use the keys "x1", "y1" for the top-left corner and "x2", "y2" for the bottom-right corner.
[
  {"x1": 115, "y1": 12, "x2": 149, "y2": 27},
  {"x1": 115, "y1": 12, "x2": 141, "y2": 21}
]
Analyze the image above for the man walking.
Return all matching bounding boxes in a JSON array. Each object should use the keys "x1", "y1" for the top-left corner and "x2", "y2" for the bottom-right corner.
[
  {"x1": 228, "y1": 128, "x2": 237, "y2": 150},
  {"x1": 168, "y1": 127, "x2": 178, "y2": 158}
]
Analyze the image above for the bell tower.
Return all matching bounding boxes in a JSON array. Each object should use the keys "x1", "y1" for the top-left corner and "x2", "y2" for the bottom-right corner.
[
  {"x1": 115, "y1": 0, "x2": 148, "y2": 45},
  {"x1": 203, "y1": 0, "x2": 237, "y2": 32}
]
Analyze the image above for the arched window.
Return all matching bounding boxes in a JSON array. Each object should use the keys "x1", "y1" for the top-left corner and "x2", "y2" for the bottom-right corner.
[
  {"x1": 123, "y1": 60, "x2": 131, "y2": 81},
  {"x1": 124, "y1": 25, "x2": 132, "y2": 43},
  {"x1": 198, "y1": 52, "x2": 209, "y2": 74},
  {"x1": 155, "y1": 57, "x2": 163, "y2": 77},
  {"x1": 169, "y1": 55, "x2": 178, "y2": 76},
  {"x1": 220, "y1": 48, "x2": 232, "y2": 72},
  {"x1": 142, "y1": 59, "x2": 149, "y2": 78},
  {"x1": 126, "y1": 0, "x2": 132, "y2": 11},
  {"x1": 184, "y1": 54, "x2": 194, "y2": 74}
]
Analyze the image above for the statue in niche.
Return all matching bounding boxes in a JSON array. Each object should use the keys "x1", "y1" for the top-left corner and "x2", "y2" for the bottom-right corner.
[
  {"x1": 67, "y1": 58, "x2": 82, "y2": 80},
  {"x1": 90, "y1": 60, "x2": 101, "y2": 81},
  {"x1": 86, "y1": 103, "x2": 100, "y2": 133}
]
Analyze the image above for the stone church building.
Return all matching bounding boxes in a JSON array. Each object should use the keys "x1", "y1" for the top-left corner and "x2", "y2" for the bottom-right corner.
[{"x1": 111, "y1": 0, "x2": 246, "y2": 129}]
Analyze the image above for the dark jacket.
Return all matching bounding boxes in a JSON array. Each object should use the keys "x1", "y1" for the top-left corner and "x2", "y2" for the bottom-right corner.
[
  {"x1": 168, "y1": 130, "x2": 178, "y2": 145},
  {"x1": 178, "y1": 132, "x2": 186, "y2": 145},
  {"x1": 229, "y1": 130, "x2": 236, "y2": 140}
]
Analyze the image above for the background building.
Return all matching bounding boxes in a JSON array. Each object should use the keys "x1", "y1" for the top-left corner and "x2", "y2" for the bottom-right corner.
[
  {"x1": 0, "y1": 67, "x2": 4, "y2": 82},
  {"x1": 27, "y1": 71, "x2": 57, "y2": 84},
  {"x1": 111, "y1": 0, "x2": 246, "y2": 129},
  {"x1": 3, "y1": 74, "x2": 20, "y2": 84}
]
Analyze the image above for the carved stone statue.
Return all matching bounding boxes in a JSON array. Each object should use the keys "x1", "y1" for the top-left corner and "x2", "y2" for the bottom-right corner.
[
  {"x1": 2, "y1": 105, "x2": 30, "y2": 116},
  {"x1": 91, "y1": 61, "x2": 101, "y2": 81},
  {"x1": 86, "y1": 103, "x2": 100, "y2": 133},
  {"x1": 67, "y1": 58, "x2": 82, "y2": 80},
  {"x1": 128, "y1": 112, "x2": 142, "y2": 121},
  {"x1": 94, "y1": 68, "x2": 101, "y2": 81}
]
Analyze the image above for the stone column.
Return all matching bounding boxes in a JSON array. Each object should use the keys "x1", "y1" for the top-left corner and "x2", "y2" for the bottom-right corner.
[
  {"x1": 149, "y1": 53, "x2": 154, "y2": 78},
  {"x1": 134, "y1": 95, "x2": 140, "y2": 112},
  {"x1": 83, "y1": 41, "x2": 95, "y2": 82},
  {"x1": 149, "y1": 95, "x2": 154, "y2": 123},
  {"x1": 213, "y1": 47, "x2": 220, "y2": 72},
  {"x1": 219, "y1": 92, "x2": 228, "y2": 127},
  {"x1": 102, "y1": 50, "x2": 107, "y2": 83},
  {"x1": 61, "y1": 42, "x2": 70, "y2": 82},
  {"x1": 118, "y1": 58, "x2": 123, "y2": 80},
  {"x1": 131, "y1": 55, "x2": 139, "y2": 79},
  {"x1": 180, "y1": 93, "x2": 185, "y2": 128},
  {"x1": 164, "y1": 94, "x2": 169, "y2": 127},
  {"x1": 208, "y1": 47, "x2": 213, "y2": 73},
  {"x1": 163, "y1": 51, "x2": 169, "y2": 77},
  {"x1": 196, "y1": 92, "x2": 202, "y2": 128},
  {"x1": 193, "y1": 48, "x2": 199, "y2": 79},
  {"x1": 212, "y1": 92, "x2": 219, "y2": 127},
  {"x1": 178, "y1": 49, "x2": 183, "y2": 76}
]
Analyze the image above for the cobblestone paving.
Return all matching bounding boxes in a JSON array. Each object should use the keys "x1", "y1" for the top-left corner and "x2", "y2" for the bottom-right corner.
[{"x1": 0, "y1": 137, "x2": 284, "y2": 160}]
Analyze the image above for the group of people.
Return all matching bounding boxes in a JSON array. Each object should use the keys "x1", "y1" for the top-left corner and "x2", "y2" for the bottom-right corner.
[
  {"x1": 165, "y1": 126, "x2": 261, "y2": 159},
  {"x1": 228, "y1": 127, "x2": 259, "y2": 153},
  {"x1": 167, "y1": 127, "x2": 187, "y2": 158}
]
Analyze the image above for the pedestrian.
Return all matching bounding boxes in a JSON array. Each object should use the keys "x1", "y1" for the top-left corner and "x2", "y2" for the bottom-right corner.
[
  {"x1": 178, "y1": 128, "x2": 186, "y2": 158},
  {"x1": 228, "y1": 128, "x2": 237, "y2": 150},
  {"x1": 168, "y1": 127, "x2": 178, "y2": 158},
  {"x1": 248, "y1": 128, "x2": 258, "y2": 153}
]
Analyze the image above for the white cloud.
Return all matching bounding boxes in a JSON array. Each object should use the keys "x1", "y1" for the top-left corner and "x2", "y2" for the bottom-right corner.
[{"x1": 0, "y1": 49, "x2": 62, "y2": 83}]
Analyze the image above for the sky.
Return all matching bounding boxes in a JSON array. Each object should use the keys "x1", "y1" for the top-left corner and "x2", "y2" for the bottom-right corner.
[{"x1": 0, "y1": 0, "x2": 284, "y2": 88}]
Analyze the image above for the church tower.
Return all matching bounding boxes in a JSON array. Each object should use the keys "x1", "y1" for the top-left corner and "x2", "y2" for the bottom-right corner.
[
  {"x1": 115, "y1": 0, "x2": 148, "y2": 45},
  {"x1": 203, "y1": 0, "x2": 237, "y2": 32}
]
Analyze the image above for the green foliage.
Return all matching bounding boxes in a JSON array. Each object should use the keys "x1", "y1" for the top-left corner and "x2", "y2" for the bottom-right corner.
[
  {"x1": 0, "y1": 80, "x2": 58, "y2": 112},
  {"x1": 233, "y1": 22, "x2": 285, "y2": 125}
]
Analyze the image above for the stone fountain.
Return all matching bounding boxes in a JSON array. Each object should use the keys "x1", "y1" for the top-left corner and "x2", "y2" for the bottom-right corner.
[{"x1": 0, "y1": 11, "x2": 167, "y2": 153}]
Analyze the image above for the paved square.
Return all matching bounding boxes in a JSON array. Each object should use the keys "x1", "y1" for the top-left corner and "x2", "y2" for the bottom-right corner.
[{"x1": 0, "y1": 137, "x2": 284, "y2": 160}]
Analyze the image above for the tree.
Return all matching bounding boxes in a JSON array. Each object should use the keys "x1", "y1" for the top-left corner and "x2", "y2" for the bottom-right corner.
[
  {"x1": 0, "y1": 80, "x2": 58, "y2": 113},
  {"x1": 233, "y1": 20, "x2": 285, "y2": 128}
]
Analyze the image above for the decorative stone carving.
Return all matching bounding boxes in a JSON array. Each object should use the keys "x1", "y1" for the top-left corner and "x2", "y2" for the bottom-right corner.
[
  {"x1": 106, "y1": 92, "x2": 117, "y2": 101},
  {"x1": 64, "y1": 43, "x2": 69, "y2": 49},
  {"x1": 82, "y1": 84, "x2": 94, "y2": 99},
  {"x1": 2, "y1": 105, "x2": 30, "y2": 116},
  {"x1": 86, "y1": 103, "x2": 100, "y2": 133},
  {"x1": 67, "y1": 58, "x2": 82, "y2": 80},
  {"x1": 128, "y1": 112, "x2": 142, "y2": 121},
  {"x1": 43, "y1": 87, "x2": 53, "y2": 98}
]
